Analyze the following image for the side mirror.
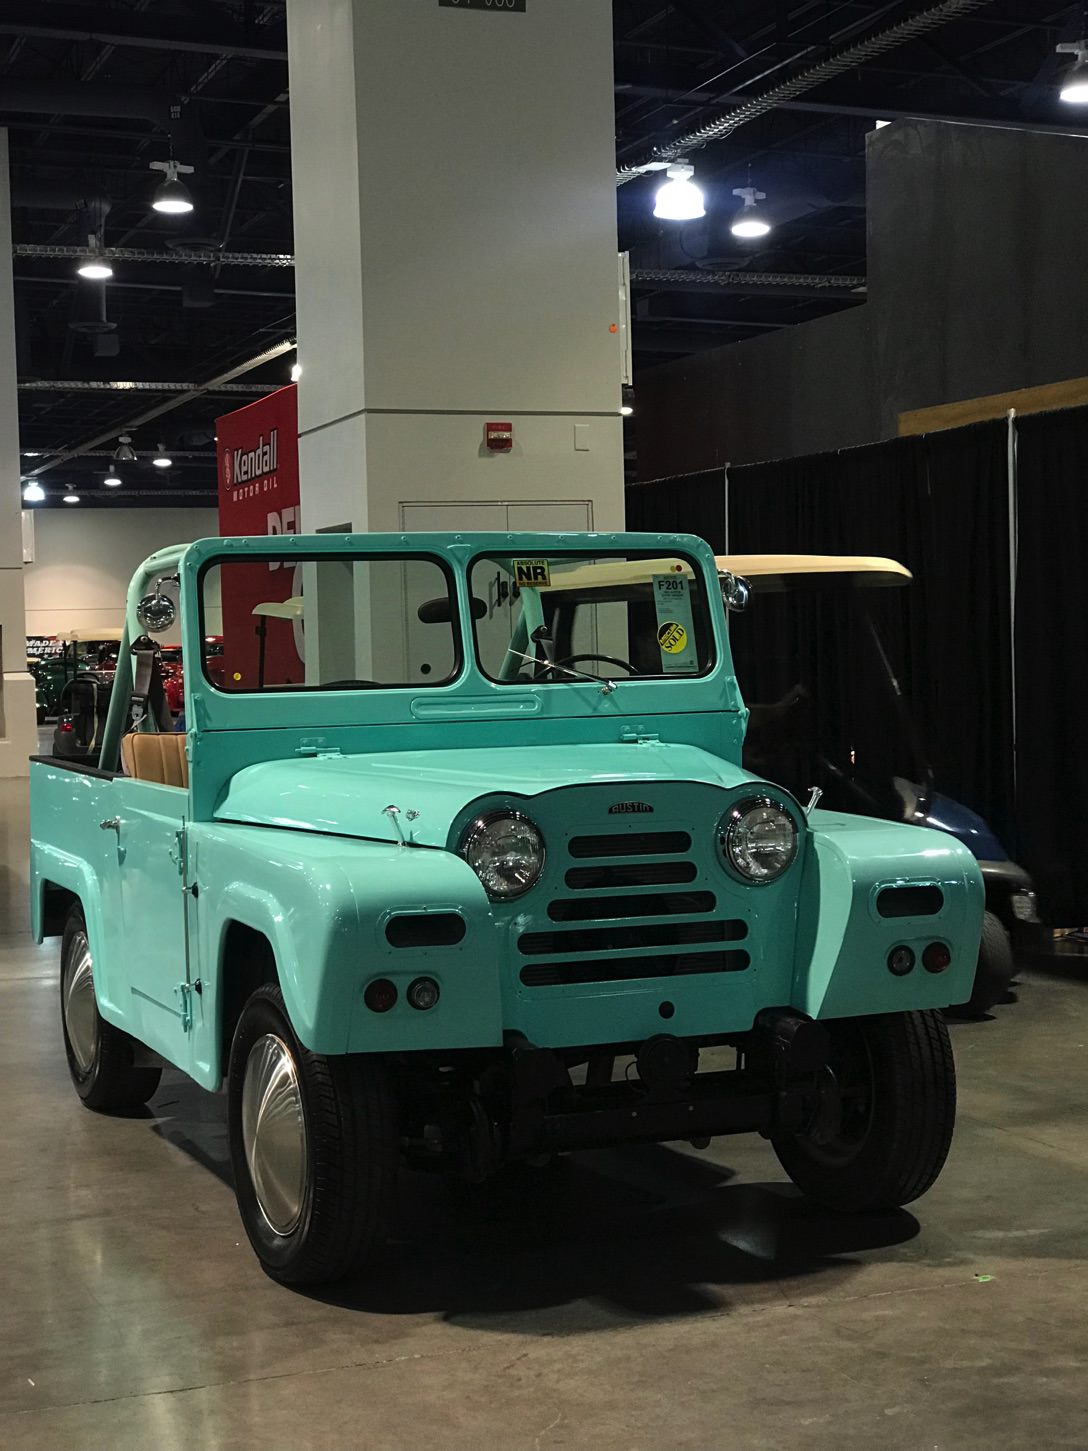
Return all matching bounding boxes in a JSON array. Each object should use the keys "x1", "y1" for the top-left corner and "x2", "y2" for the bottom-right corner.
[
  {"x1": 137, "y1": 574, "x2": 179, "y2": 633},
  {"x1": 719, "y1": 571, "x2": 751, "y2": 614}
]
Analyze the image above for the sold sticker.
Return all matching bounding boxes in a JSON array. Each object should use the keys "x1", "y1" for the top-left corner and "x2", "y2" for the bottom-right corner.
[
  {"x1": 657, "y1": 621, "x2": 688, "y2": 654},
  {"x1": 652, "y1": 573, "x2": 697, "y2": 674}
]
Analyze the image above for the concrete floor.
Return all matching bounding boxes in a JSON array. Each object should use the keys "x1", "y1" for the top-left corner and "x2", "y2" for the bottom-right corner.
[{"x1": 2, "y1": 776, "x2": 1087, "y2": 1450}]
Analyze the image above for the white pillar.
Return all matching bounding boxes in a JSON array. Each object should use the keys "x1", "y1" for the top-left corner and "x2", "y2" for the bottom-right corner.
[
  {"x1": 286, "y1": 0, "x2": 624, "y2": 535},
  {"x1": 0, "y1": 132, "x2": 35, "y2": 776}
]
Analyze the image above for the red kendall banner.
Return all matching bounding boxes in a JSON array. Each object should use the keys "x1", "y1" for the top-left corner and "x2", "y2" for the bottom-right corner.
[{"x1": 216, "y1": 384, "x2": 303, "y2": 689}]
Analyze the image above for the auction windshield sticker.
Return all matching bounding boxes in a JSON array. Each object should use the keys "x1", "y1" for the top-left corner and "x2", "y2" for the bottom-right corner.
[{"x1": 652, "y1": 574, "x2": 697, "y2": 674}]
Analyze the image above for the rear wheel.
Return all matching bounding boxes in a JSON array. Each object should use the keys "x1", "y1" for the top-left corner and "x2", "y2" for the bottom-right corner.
[
  {"x1": 772, "y1": 1010, "x2": 955, "y2": 1212},
  {"x1": 227, "y1": 984, "x2": 397, "y2": 1285},
  {"x1": 60, "y1": 905, "x2": 161, "y2": 1112}
]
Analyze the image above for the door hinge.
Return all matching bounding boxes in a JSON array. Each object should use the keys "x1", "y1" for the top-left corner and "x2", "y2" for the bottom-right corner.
[
  {"x1": 620, "y1": 728, "x2": 660, "y2": 745},
  {"x1": 169, "y1": 828, "x2": 185, "y2": 875},
  {"x1": 296, "y1": 737, "x2": 341, "y2": 757},
  {"x1": 175, "y1": 981, "x2": 195, "y2": 1032}
]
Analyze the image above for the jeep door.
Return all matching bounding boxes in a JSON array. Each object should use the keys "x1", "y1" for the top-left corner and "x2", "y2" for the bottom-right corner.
[{"x1": 111, "y1": 777, "x2": 192, "y2": 1070}]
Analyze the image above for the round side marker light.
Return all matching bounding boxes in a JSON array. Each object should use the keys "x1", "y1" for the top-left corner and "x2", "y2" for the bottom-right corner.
[
  {"x1": 407, "y1": 977, "x2": 440, "y2": 1011},
  {"x1": 364, "y1": 978, "x2": 397, "y2": 1013},
  {"x1": 923, "y1": 942, "x2": 952, "y2": 974},
  {"x1": 887, "y1": 946, "x2": 915, "y2": 977}
]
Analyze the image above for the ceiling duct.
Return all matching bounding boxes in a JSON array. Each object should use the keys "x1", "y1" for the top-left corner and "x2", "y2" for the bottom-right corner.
[
  {"x1": 0, "y1": 80, "x2": 204, "y2": 167},
  {"x1": 617, "y1": 0, "x2": 995, "y2": 184}
]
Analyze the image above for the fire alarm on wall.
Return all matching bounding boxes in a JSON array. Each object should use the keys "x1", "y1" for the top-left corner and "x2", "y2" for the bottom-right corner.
[{"x1": 485, "y1": 421, "x2": 514, "y2": 453}]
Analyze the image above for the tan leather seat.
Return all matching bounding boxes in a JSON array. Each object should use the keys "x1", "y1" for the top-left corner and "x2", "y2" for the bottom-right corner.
[{"x1": 121, "y1": 732, "x2": 189, "y2": 788}]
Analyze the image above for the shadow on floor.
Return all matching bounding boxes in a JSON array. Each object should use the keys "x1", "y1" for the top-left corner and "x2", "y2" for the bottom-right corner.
[{"x1": 148, "y1": 1074, "x2": 919, "y2": 1331}]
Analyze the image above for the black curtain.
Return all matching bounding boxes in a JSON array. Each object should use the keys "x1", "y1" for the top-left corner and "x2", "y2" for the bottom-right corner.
[
  {"x1": 1014, "y1": 406, "x2": 1088, "y2": 922},
  {"x1": 630, "y1": 426, "x2": 1016, "y2": 844},
  {"x1": 625, "y1": 468, "x2": 727, "y2": 551}
]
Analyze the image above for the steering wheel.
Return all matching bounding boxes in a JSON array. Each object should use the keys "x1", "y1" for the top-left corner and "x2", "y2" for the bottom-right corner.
[{"x1": 544, "y1": 653, "x2": 639, "y2": 680}]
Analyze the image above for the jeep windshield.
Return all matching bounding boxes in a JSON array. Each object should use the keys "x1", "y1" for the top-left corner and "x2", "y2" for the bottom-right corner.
[
  {"x1": 201, "y1": 553, "x2": 459, "y2": 691},
  {"x1": 469, "y1": 551, "x2": 715, "y2": 684}
]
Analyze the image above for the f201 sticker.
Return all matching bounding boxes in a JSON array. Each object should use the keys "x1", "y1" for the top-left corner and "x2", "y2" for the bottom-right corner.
[{"x1": 513, "y1": 559, "x2": 551, "y2": 588}]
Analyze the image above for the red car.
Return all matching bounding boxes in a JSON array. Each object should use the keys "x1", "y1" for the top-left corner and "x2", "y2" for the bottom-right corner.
[{"x1": 161, "y1": 638, "x2": 224, "y2": 714}]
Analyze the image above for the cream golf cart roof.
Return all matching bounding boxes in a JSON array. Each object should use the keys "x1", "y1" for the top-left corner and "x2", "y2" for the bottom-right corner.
[
  {"x1": 533, "y1": 553, "x2": 911, "y2": 593},
  {"x1": 252, "y1": 596, "x2": 305, "y2": 620},
  {"x1": 55, "y1": 625, "x2": 127, "y2": 643},
  {"x1": 718, "y1": 554, "x2": 911, "y2": 588}
]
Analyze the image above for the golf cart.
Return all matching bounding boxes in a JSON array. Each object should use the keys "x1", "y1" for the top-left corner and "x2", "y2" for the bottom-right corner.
[
  {"x1": 49, "y1": 627, "x2": 126, "y2": 757},
  {"x1": 721, "y1": 554, "x2": 1041, "y2": 1016}
]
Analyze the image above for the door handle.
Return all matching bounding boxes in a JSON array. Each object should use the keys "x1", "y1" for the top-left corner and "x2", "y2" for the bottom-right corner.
[{"x1": 99, "y1": 817, "x2": 121, "y2": 832}]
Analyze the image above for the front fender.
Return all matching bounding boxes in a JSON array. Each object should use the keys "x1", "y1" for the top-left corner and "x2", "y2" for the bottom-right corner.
[
  {"x1": 794, "y1": 811, "x2": 984, "y2": 1018},
  {"x1": 190, "y1": 826, "x2": 501, "y2": 1087}
]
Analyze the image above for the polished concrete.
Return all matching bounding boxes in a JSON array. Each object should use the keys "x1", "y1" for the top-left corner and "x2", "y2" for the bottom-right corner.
[{"x1": 2, "y1": 776, "x2": 1087, "y2": 1449}]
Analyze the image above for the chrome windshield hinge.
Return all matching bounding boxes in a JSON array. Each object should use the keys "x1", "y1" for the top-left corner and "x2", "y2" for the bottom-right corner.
[{"x1": 620, "y1": 728, "x2": 660, "y2": 745}]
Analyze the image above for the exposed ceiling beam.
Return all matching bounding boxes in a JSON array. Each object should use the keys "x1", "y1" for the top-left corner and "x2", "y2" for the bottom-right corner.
[
  {"x1": 18, "y1": 380, "x2": 276, "y2": 395},
  {"x1": 14, "y1": 244, "x2": 294, "y2": 267},
  {"x1": 617, "y1": 0, "x2": 997, "y2": 182},
  {"x1": 0, "y1": 3, "x2": 288, "y2": 61},
  {"x1": 631, "y1": 269, "x2": 865, "y2": 300},
  {"x1": 616, "y1": 83, "x2": 1088, "y2": 138},
  {"x1": 26, "y1": 338, "x2": 295, "y2": 477}
]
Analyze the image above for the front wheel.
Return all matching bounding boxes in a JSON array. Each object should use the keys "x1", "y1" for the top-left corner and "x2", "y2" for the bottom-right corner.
[
  {"x1": 227, "y1": 984, "x2": 398, "y2": 1285},
  {"x1": 60, "y1": 905, "x2": 161, "y2": 1112},
  {"x1": 772, "y1": 1010, "x2": 955, "y2": 1212}
]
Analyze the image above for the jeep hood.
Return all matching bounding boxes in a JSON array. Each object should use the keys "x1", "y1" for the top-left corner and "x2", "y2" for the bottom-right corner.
[{"x1": 213, "y1": 742, "x2": 759, "y2": 848}]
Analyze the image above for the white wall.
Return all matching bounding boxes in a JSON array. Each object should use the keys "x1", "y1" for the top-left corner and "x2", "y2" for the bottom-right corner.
[{"x1": 23, "y1": 508, "x2": 219, "y2": 637}]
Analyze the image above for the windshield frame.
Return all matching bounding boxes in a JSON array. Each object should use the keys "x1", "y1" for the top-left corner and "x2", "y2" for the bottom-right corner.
[{"x1": 467, "y1": 547, "x2": 718, "y2": 688}]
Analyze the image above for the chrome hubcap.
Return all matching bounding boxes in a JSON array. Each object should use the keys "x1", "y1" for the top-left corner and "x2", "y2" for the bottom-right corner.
[
  {"x1": 62, "y1": 931, "x2": 98, "y2": 1074},
  {"x1": 241, "y1": 1033, "x2": 309, "y2": 1236}
]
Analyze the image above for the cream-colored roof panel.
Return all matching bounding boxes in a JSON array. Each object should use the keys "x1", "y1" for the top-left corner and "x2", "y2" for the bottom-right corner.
[{"x1": 717, "y1": 554, "x2": 911, "y2": 586}]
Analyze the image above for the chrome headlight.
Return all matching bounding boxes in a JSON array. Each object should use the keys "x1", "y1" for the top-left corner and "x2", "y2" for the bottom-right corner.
[
  {"x1": 719, "y1": 796, "x2": 798, "y2": 884},
  {"x1": 459, "y1": 810, "x2": 545, "y2": 900}
]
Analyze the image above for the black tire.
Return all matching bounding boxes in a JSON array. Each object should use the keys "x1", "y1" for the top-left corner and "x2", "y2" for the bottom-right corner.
[
  {"x1": 772, "y1": 1010, "x2": 955, "y2": 1213},
  {"x1": 948, "y1": 911, "x2": 1016, "y2": 1019},
  {"x1": 227, "y1": 984, "x2": 397, "y2": 1286},
  {"x1": 60, "y1": 904, "x2": 162, "y2": 1112}
]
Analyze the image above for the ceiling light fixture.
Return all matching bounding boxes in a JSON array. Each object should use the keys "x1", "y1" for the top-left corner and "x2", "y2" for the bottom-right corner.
[
  {"x1": 731, "y1": 185, "x2": 772, "y2": 239},
  {"x1": 63, "y1": 492, "x2": 80, "y2": 505},
  {"x1": 654, "y1": 160, "x2": 706, "y2": 222},
  {"x1": 76, "y1": 233, "x2": 113, "y2": 281},
  {"x1": 620, "y1": 404, "x2": 634, "y2": 417},
  {"x1": 149, "y1": 158, "x2": 196, "y2": 215},
  {"x1": 152, "y1": 443, "x2": 173, "y2": 469},
  {"x1": 290, "y1": 361, "x2": 302, "y2": 383},
  {"x1": 113, "y1": 433, "x2": 137, "y2": 463},
  {"x1": 1058, "y1": 41, "x2": 1088, "y2": 103},
  {"x1": 104, "y1": 471, "x2": 122, "y2": 488},
  {"x1": 22, "y1": 481, "x2": 45, "y2": 504}
]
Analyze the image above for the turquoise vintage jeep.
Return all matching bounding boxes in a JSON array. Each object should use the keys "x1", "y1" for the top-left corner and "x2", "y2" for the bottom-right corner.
[{"x1": 30, "y1": 532, "x2": 983, "y2": 1285}]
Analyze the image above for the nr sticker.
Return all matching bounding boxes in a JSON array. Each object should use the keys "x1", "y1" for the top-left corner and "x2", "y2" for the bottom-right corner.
[{"x1": 513, "y1": 559, "x2": 551, "y2": 588}]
